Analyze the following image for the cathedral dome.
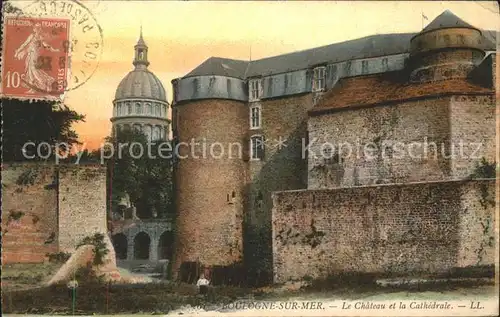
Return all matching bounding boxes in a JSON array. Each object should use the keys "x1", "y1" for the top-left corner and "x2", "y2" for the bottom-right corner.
[
  {"x1": 114, "y1": 28, "x2": 167, "y2": 102},
  {"x1": 115, "y1": 70, "x2": 167, "y2": 101}
]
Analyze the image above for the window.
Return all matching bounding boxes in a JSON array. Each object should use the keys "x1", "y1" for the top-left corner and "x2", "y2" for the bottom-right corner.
[
  {"x1": 155, "y1": 104, "x2": 160, "y2": 116},
  {"x1": 381, "y1": 58, "x2": 388, "y2": 71},
  {"x1": 136, "y1": 103, "x2": 142, "y2": 114},
  {"x1": 227, "y1": 191, "x2": 236, "y2": 204},
  {"x1": 250, "y1": 104, "x2": 261, "y2": 129},
  {"x1": 250, "y1": 135, "x2": 265, "y2": 160},
  {"x1": 147, "y1": 103, "x2": 152, "y2": 115},
  {"x1": 361, "y1": 60, "x2": 369, "y2": 74},
  {"x1": 152, "y1": 126, "x2": 161, "y2": 141},
  {"x1": 256, "y1": 191, "x2": 263, "y2": 210},
  {"x1": 249, "y1": 79, "x2": 262, "y2": 101},
  {"x1": 144, "y1": 125, "x2": 152, "y2": 141},
  {"x1": 127, "y1": 103, "x2": 132, "y2": 114},
  {"x1": 312, "y1": 66, "x2": 326, "y2": 92}
]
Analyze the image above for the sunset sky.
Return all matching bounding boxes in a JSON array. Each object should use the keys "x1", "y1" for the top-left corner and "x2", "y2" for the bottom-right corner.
[{"x1": 12, "y1": 0, "x2": 499, "y2": 149}]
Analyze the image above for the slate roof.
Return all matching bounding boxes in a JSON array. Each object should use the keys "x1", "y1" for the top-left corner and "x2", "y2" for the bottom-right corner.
[
  {"x1": 468, "y1": 53, "x2": 495, "y2": 88},
  {"x1": 181, "y1": 11, "x2": 496, "y2": 80},
  {"x1": 420, "y1": 10, "x2": 477, "y2": 34},
  {"x1": 183, "y1": 57, "x2": 250, "y2": 79},
  {"x1": 309, "y1": 72, "x2": 494, "y2": 115},
  {"x1": 246, "y1": 33, "x2": 416, "y2": 77}
]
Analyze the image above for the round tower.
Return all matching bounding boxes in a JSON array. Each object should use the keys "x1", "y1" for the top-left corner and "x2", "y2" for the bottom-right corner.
[
  {"x1": 111, "y1": 28, "x2": 170, "y2": 141},
  {"x1": 171, "y1": 73, "x2": 249, "y2": 281},
  {"x1": 408, "y1": 10, "x2": 485, "y2": 83}
]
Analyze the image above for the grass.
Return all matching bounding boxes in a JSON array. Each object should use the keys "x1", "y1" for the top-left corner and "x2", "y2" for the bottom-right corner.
[
  {"x1": 1, "y1": 281, "x2": 253, "y2": 315},
  {"x1": 1, "y1": 266, "x2": 496, "y2": 315},
  {"x1": 254, "y1": 271, "x2": 496, "y2": 302},
  {"x1": 1, "y1": 263, "x2": 63, "y2": 290}
]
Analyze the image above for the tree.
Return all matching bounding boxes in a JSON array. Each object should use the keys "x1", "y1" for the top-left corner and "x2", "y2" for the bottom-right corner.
[
  {"x1": 104, "y1": 128, "x2": 173, "y2": 219},
  {"x1": 2, "y1": 99, "x2": 85, "y2": 162}
]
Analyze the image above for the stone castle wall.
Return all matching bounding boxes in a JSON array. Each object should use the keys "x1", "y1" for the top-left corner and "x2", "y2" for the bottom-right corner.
[
  {"x1": 1, "y1": 164, "x2": 59, "y2": 263},
  {"x1": 307, "y1": 97, "x2": 452, "y2": 189},
  {"x1": 449, "y1": 95, "x2": 496, "y2": 179},
  {"x1": 245, "y1": 93, "x2": 314, "y2": 279},
  {"x1": 307, "y1": 94, "x2": 495, "y2": 190},
  {"x1": 173, "y1": 99, "x2": 248, "y2": 277},
  {"x1": 1, "y1": 163, "x2": 107, "y2": 264},
  {"x1": 58, "y1": 165, "x2": 108, "y2": 252},
  {"x1": 272, "y1": 179, "x2": 495, "y2": 283}
]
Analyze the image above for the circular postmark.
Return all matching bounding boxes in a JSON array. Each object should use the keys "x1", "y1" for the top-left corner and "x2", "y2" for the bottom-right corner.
[{"x1": 6, "y1": 0, "x2": 103, "y2": 96}]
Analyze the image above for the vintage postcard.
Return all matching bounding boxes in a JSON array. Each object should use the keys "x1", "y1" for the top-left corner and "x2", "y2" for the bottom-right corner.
[{"x1": 1, "y1": 1, "x2": 498, "y2": 317}]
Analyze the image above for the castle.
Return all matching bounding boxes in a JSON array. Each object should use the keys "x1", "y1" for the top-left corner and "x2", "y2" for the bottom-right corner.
[
  {"x1": 1, "y1": 10, "x2": 496, "y2": 285},
  {"x1": 170, "y1": 10, "x2": 497, "y2": 283}
]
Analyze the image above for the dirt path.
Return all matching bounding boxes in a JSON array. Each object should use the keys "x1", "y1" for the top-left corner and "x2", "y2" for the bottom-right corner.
[{"x1": 166, "y1": 285, "x2": 498, "y2": 316}]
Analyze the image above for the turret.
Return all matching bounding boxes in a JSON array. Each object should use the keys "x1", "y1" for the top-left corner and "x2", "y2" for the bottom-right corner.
[{"x1": 408, "y1": 10, "x2": 485, "y2": 83}]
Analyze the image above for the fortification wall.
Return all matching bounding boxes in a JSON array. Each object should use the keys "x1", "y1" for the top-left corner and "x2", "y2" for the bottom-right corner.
[
  {"x1": 58, "y1": 165, "x2": 108, "y2": 252},
  {"x1": 1, "y1": 164, "x2": 108, "y2": 263},
  {"x1": 1, "y1": 164, "x2": 59, "y2": 264},
  {"x1": 245, "y1": 93, "x2": 313, "y2": 281},
  {"x1": 272, "y1": 180, "x2": 495, "y2": 283},
  {"x1": 307, "y1": 97, "x2": 452, "y2": 189},
  {"x1": 173, "y1": 99, "x2": 248, "y2": 278},
  {"x1": 449, "y1": 95, "x2": 496, "y2": 179}
]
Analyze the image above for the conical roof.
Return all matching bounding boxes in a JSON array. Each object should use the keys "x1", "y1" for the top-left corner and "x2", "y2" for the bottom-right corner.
[{"x1": 421, "y1": 10, "x2": 478, "y2": 33}]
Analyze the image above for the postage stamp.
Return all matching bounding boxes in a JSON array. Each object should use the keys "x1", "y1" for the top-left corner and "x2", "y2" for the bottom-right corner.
[
  {"x1": 1, "y1": 17, "x2": 70, "y2": 100},
  {"x1": 1, "y1": 0, "x2": 103, "y2": 101}
]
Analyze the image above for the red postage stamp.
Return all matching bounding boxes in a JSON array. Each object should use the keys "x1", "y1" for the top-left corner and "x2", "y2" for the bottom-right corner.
[{"x1": 1, "y1": 17, "x2": 71, "y2": 100}]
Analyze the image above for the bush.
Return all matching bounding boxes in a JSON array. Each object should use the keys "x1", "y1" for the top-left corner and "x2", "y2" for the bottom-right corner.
[
  {"x1": 76, "y1": 233, "x2": 109, "y2": 266},
  {"x1": 75, "y1": 264, "x2": 99, "y2": 283},
  {"x1": 470, "y1": 158, "x2": 496, "y2": 179},
  {"x1": 46, "y1": 252, "x2": 72, "y2": 263},
  {"x1": 304, "y1": 271, "x2": 377, "y2": 291}
]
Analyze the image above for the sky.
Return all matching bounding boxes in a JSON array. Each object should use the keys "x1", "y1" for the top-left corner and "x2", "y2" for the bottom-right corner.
[{"x1": 12, "y1": 0, "x2": 499, "y2": 150}]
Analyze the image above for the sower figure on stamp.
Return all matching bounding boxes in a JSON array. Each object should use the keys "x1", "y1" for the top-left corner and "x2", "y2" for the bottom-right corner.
[
  {"x1": 14, "y1": 23, "x2": 59, "y2": 93},
  {"x1": 196, "y1": 273, "x2": 210, "y2": 295}
]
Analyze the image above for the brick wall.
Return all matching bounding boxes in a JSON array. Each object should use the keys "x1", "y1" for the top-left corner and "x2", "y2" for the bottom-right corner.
[
  {"x1": 1, "y1": 164, "x2": 59, "y2": 264},
  {"x1": 172, "y1": 99, "x2": 248, "y2": 278},
  {"x1": 245, "y1": 93, "x2": 313, "y2": 280},
  {"x1": 272, "y1": 179, "x2": 495, "y2": 283},
  {"x1": 449, "y1": 95, "x2": 496, "y2": 179},
  {"x1": 58, "y1": 165, "x2": 108, "y2": 252},
  {"x1": 308, "y1": 97, "x2": 452, "y2": 189},
  {"x1": 1, "y1": 164, "x2": 108, "y2": 263}
]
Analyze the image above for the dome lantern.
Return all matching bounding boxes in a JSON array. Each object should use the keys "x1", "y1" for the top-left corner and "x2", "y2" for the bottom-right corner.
[
  {"x1": 113, "y1": 28, "x2": 167, "y2": 102},
  {"x1": 133, "y1": 26, "x2": 150, "y2": 69}
]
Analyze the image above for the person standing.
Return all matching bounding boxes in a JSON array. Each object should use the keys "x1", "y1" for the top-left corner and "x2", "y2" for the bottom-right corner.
[{"x1": 196, "y1": 273, "x2": 210, "y2": 295}]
